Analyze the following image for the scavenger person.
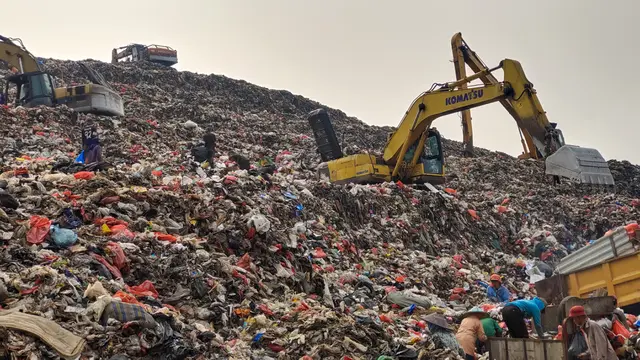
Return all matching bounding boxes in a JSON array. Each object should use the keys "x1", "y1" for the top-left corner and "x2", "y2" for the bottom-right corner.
[
  {"x1": 191, "y1": 133, "x2": 216, "y2": 164},
  {"x1": 477, "y1": 316, "x2": 502, "y2": 354},
  {"x1": 487, "y1": 274, "x2": 510, "y2": 303},
  {"x1": 456, "y1": 307, "x2": 488, "y2": 360},
  {"x1": 501, "y1": 297, "x2": 546, "y2": 338},
  {"x1": 424, "y1": 313, "x2": 464, "y2": 357},
  {"x1": 82, "y1": 123, "x2": 103, "y2": 164},
  {"x1": 566, "y1": 305, "x2": 617, "y2": 360}
]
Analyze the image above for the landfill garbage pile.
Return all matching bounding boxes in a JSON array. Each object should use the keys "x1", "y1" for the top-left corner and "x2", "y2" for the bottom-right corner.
[{"x1": 0, "y1": 59, "x2": 639, "y2": 359}]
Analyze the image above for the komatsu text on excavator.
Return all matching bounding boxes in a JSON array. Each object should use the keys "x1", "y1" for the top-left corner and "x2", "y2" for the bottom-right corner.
[
  {"x1": 308, "y1": 43, "x2": 614, "y2": 186},
  {"x1": 0, "y1": 35, "x2": 124, "y2": 117}
]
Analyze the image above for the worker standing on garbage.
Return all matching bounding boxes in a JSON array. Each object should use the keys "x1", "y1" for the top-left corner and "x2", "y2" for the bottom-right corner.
[
  {"x1": 456, "y1": 307, "x2": 488, "y2": 360},
  {"x1": 424, "y1": 313, "x2": 465, "y2": 357},
  {"x1": 501, "y1": 297, "x2": 547, "y2": 338},
  {"x1": 566, "y1": 305, "x2": 617, "y2": 360},
  {"x1": 191, "y1": 133, "x2": 216, "y2": 165},
  {"x1": 487, "y1": 274, "x2": 511, "y2": 303},
  {"x1": 82, "y1": 123, "x2": 103, "y2": 164}
]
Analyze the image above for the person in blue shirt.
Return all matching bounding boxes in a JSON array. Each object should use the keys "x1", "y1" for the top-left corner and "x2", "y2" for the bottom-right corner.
[
  {"x1": 487, "y1": 274, "x2": 511, "y2": 303},
  {"x1": 501, "y1": 297, "x2": 547, "y2": 338}
]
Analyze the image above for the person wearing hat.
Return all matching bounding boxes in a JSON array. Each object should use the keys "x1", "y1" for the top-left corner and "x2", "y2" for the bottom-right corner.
[
  {"x1": 567, "y1": 305, "x2": 617, "y2": 360},
  {"x1": 569, "y1": 305, "x2": 618, "y2": 360},
  {"x1": 424, "y1": 313, "x2": 464, "y2": 357},
  {"x1": 487, "y1": 274, "x2": 511, "y2": 303},
  {"x1": 456, "y1": 307, "x2": 488, "y2": 360},
  {"x1": 501, "y1": 297, "x2": 547, "y2": 338}
]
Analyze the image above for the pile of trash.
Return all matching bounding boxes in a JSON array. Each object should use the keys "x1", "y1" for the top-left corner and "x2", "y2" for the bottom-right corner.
[{"x1": 0, "y1": 59, "x2": 639, "y2": 359}]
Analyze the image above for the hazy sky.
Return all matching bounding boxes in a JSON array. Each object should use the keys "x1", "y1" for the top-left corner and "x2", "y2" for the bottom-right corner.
[{"x1": 4, "y1": 1, "x2": 639, "y2": 163}]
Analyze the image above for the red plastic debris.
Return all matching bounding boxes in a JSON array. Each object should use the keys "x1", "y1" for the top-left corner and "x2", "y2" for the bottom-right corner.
[
  {"x1": 92, "y1": 253, "x2": 122, "y2": 279},
  {"x1": 237, "y1": 253, "x2": 252, "y2": 271},
  {"x1": 467, "y1": 209, "x2": 480, "y2": 220},
  {"x1": 154, "y1": 232, "x2": 178, "y2": 242},
  {"x1": 258, "y1": 304, "x2": 274, "y2": 316},
  {"x1": 26, "y1": 216, "x2": 51, "y2": 244},
  {"x1": 73, "y1": 171, "x2": 95, "y2": 180},
  {"x1": 126, "y1": 280, "x2": 159, "y2": 298},
  {"x1": 107, "y1": 242, "x2": 129, "y2": 272},
  {"x1": 313, "y1": 247, "x2": 327, "y2": 258}
]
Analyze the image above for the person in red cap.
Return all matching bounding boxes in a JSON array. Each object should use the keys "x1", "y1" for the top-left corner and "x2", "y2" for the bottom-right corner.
[
  {"x1": 567, "y1": 305, "x2": 617, "y2": 360},
  {"x1": 487, "y1": 274, "x2": 511, "y2": 303}
]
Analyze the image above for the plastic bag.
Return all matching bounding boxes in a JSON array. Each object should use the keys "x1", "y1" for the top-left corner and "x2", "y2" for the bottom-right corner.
[
  {"x1": 155, "y1": 232, "x2": 177, "y2": 242},
  {"x1": 126, "y1": 280, "x2": 159, "y2": 298},
  {"x1": 50, "y1": 225, "x2": 78, "y2": 247},
  {"x1": 74, "y1": 150, "x2": 84, "y2": 164},
  {"x1": 106, "y1": 241, "x2": 128, "y2": 271},
  {"x1": 612, "y1": 318, "x2": 631, "y2": 339},
  {"x1": 568, "y1": 330, "x2": 588, "y2": 358},
  {"x1": 73, "y1": 171, "x2": 95, "y2": 180},
  {"x1": 27, "y1": 216, "x2": 51, "y2": 244}
]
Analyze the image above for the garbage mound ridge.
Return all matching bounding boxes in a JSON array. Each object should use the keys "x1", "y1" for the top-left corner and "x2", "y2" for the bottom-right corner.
[{"x1": 0, "y1": 59, "x2": 639, "y2": 359}]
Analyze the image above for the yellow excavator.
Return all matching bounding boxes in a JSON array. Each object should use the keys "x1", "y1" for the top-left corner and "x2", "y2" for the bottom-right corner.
[
  {"x1": 450, "y1": 32, "x2": 612, "y2": 184},
  {"x1": 0, "y1": 35, "x2": 124, "y2": 116},
  {"x1": 308, "y1": 57, "x2": 614, "y2": 186}
]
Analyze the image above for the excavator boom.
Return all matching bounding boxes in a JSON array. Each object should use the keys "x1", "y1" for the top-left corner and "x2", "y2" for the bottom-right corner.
[
  {"x1": 0, "y1": 36, "x2": 41, "y2": 73},
  {"x1": 450, "y1": 32, "x2": 613, "y2": 185},
  {"x1": 309, "y1": 55, "x2": 614, "y2": 186}
]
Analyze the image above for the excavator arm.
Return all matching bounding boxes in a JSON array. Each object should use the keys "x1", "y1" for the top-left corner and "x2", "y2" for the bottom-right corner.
[
  {"x1": 384, "y1": 59, "x2": 547, "y2": 179},
  {"x1": 452, "y1": 32, "x2": 549, "y2": 159},
  {"x1": 0, "y1": 35, "x2": 41, "y2": 73}
]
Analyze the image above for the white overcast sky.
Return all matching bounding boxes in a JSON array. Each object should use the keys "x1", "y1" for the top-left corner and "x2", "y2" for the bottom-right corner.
[{"x1": 4, "y1": 0, "x2": 638, "y2": 163}]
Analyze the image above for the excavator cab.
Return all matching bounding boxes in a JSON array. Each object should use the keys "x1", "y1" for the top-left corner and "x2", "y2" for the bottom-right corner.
[
  {"x1": 3, "y1": 71, "x2": 56, "y2": 107},
  {"x1": 408, "y1": 129, "x2": 445, "y2": 184}
]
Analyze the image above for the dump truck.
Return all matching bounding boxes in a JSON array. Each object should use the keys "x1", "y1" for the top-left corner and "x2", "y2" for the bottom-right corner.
[
  {"x1": 535, "y1": 225, "x2": 640, "y2": 317},
  {"x1": 487, "y1": 338, "x2": 566, "y2": 360}
]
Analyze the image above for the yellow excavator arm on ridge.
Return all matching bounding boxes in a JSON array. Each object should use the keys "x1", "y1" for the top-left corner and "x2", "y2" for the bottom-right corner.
[
  {"x1": 383, "y1": 59, "x2": 545, "y2": 178},
  {"x1": 0, "y1": 35, "x2": 41, "y2": 73},
  {"x1": 452, "y1": 32, "x2": 552, "y2": 159},
  {"x1": 310, "y1": 37, "x2": 614, "y2": 186}
]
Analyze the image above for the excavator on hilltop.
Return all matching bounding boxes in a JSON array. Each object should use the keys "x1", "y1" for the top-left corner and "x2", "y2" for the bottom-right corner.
[
  {"x1": 0, "y1": 35, "x2": 124, "y2": 117},
  {"x1": 111, "y1": 44, "x2": 178, "y2": 67},
  {"x1": 450, "y1": 32, "x2": 612, "y2": 184},
  {"x1": 308, "y1": 48, "x2": 614, "y2": 186}
]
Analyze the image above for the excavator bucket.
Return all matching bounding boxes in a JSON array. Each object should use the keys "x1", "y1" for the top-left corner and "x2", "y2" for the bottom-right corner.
[{"x1": 545, "y1": 145, "x2": 614, "y2": 185}]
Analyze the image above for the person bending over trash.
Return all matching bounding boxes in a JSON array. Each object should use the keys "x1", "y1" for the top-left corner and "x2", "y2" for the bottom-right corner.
[
  {"x1": 501, "y1": 297, "x2": 547, "y2": 338},
  {"x1": 424, "y1": 313, "x2": 464, "y2": 357},
  {"x1": 487, "y1": 274, "x2": 511, "y2": 303},
  {"x1": 456, "y1": 307, "x2": 488, "y2": 360},
  {"x1": 191, "y1": 133, "x2": 216, "y2": 164},
  {"x1": 566, "y1": 305, "x2": 617, "y2": 360},
  {"x1": 82, "y1": 124, "x2": 103, "y2": 164}
]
